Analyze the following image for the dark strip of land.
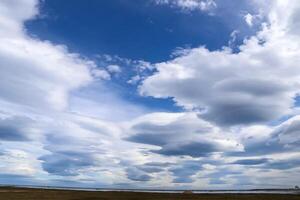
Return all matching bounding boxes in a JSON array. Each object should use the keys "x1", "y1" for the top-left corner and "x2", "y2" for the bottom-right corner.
[{"x1": 0, "y1": 187, "x2": 299, "y2": 200}]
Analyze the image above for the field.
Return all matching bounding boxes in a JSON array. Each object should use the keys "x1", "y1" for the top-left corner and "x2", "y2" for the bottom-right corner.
[{"x1": 0, "y1": 187, "x2": 300, "y2": 200}]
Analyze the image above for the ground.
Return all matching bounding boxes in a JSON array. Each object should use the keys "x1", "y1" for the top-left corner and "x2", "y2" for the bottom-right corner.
[{"x1": 0, "y1": 187, "x2": 300, "y2": 200}]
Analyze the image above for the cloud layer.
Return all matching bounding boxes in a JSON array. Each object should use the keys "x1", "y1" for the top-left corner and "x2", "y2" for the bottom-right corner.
[
  {"x1": 0, "y1": 0, "x2": 300, "y2": 189},
  {"x1": 140, "y1": 20, "x2": 300, "y2": 126}
]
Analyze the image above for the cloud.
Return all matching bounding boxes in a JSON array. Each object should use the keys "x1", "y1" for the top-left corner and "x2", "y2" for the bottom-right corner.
[
  {"x1": 95, "y1": 54, "x2": 153, "y2": 86},
  {"x1": 209, "y1": 177, "x2": 226, "y2": 185},
  {"x1": 126, "y1": 112, "x2": 212, "y2": 146},
  {"x1": 126, "y1": 167, "x2": 152, "y2": 182},
  {"x1": 140, "y1": 0, "x2": 300, "y2": 127},
  {"x1": 0, "y1": 0, "x2": 121, "y2": 181},
  {"x1": 0, "y1": 116, "x2": 36, "y2": 141},
  {"x1": 244, "y1": 13, "x2": 254, "y2": 27},
  {"x1": 0, "y1": 149, "x2": 42, "y2": 176},
  {"x1": 206, "y1": 167, "x2": 242, "y2": 186},
  {"x1": 36, "y1": 117, "x2": 117, "y2": 177},
  {"x1": 0, "y1": 0, "x2": 146, "y2": 183},
  {"x1": 0, "y1": 0, "x2": 112, "y2": 112},
  {"x1": 232, "y1": 116, "x2": 300, "y2": 157},
  {"x1": 137, "y1": 165, "x2": 164, "y2": 173},
  {"x1": 140, "y1": 45, "x2": 295, "y2": 127},
  {"x1": 232, "y1": 156, "x2": 300, "y2": 171},
  {"x1": 143, "y1": 162, "x2": 173, "y2": 167},
  {"x1": 126, "y1": 112, "x2": 242, "y2": 157},
  {"x1": 91, "y1": 69, "x2": 111, "y2": 80},
  {"x1": 39, "y1": 151, "x2": 96, "y2": 176},
  {"x1": 69, "y1": 82, "x2": 148, "y2": 121},
  {"x1": 0, "y1": 0, "x2": 149, "y2": 186},
  {"x1": 169, "y1": 160, "x2": 202, "y2": 183},
  {"x1": 0, "y1": 174, "x2": 34, "y2": 185},
  {"x1": 0, "y1": 0, "x2": 37, "y2": 36},
  {"x1": 0, "y1": 0, "x2": 151, "y2": 186},
  {"x1": 264, "y1": 157, "x2": 300, "y2": 170},
  {"x1": 232, "y1": 158, "x2": 269, "y2": 165},
  {"x1": 107, "y1": 65, "x2": 122, "y2": 74},
  {"x1": 154, "y1": 139, "x2": 240, "y2": 157},
  {"x1": 153, "y1": 0, "x2": 217, "y2": 12},
  {"x1": 0, "y1": 35, "x2": 94, "y2": 111},
  {"x1": 274, "y1": 116, "x2": 300, "y2": 147}
]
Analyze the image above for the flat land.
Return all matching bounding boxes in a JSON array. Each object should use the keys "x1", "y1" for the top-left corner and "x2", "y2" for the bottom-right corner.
[{"x1": 0, "y1": 187, "x2": 300, "y2": 200}]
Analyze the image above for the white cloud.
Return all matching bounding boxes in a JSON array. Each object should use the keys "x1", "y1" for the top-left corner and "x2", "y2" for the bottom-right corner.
[
  {"x1": 0, "y1": 0, "x2": 145, "y2": 185},
  {"x1": 126, "y1": 112, "x2": 242, "y2": 157},
  {"x1": 154, "y1": 0, "x2": 217, "y2": 12},
  {"x1": 0, "y1": 149, "x2": 41, "y2": 176},
  {"x1": 91, "y1": 69, "x2": 111, "y2": 80},
  {"x1": 0, "y1": 0, "x2": 37, "y2": 37},
  {"x1": 127, "y1": 75, "x2": 141, "y2": 85},
  {"x1": 140, "y1": 0, "x2": 300, "y2": 126},
  {"x1": 244, "y1": 13, "x2": 254, "y2": 27},
  {"x1": 0, "y1": 0, "x2": 95, "y2": 111},
  {"x1": 107, "y1": 64, "x2": 122, "y2": 74}
]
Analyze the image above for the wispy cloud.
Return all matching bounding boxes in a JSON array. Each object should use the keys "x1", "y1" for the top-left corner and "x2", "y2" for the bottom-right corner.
[{"x1": 153, "y1": 0, "x2": 217, "y2": 12}]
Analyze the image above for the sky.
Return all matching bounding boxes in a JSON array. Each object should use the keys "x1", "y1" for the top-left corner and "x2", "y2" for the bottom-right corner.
[{"x1": 0, "y1": 0, "x2": 300, "y2": 189}]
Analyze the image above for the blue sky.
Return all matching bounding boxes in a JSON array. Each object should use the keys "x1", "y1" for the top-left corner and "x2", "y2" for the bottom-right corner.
[
  {"x1": 0, "y1": 0, "x2": 300, "y2": 189},
  {"x1": 27, "y1": 0, "x2": 234, "y2": 61},
  {"x1": 25, "y1": 0, "x2": 256, "y2": 113}
]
